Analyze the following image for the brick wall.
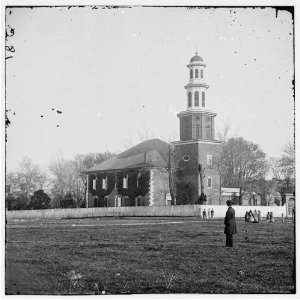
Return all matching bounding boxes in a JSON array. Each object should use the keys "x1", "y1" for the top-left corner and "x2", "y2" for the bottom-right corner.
[
  {"x1": 197, "y1": 142, "x2": 222, "y2": 205},
  {"x1": 149, "y1": 168, "x2": 170, "y2": 206},
  {"x1": 174, "y1": 141, "x2": 222, "y2": 205},
  {"x1": 87, "y1": 169, "x2": 150, "y2": 207}
]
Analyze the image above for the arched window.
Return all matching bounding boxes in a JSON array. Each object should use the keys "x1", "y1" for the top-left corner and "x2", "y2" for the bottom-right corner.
[
  {"x1": 201, "y1": 69, "x2": 203, "y2": 78},
  {"x1": 195, "y1": 69, "x2": 199, "y2": 78},
  {"x1": 188, "y1": 92, "x2": 192, "y2": 107},
  {"x1": 194, "y1": 91, "x2": 199, "y2": 107},
  {"x1": 202, "y1": 91, "x2": 205, "y2": 107},
  {"x1": 190, "y1": 69, "x2": 193, "y2": 79}
]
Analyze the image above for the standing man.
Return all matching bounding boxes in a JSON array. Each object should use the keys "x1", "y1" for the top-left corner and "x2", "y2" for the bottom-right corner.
[
  {"x1": 224, "y1": 200, "x2": 237, "y2": 247},
  {"x1": 258, "y1": 210, "x2": 261, "y2": 223}
]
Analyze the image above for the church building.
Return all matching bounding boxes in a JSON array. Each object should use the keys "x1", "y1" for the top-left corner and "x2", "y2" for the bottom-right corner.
[{"x1": 84, "y1": 53, "x2": 222, "y2": 207}]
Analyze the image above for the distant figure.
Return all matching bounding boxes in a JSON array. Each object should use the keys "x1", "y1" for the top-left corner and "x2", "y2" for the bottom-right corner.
[
  {"x1": 258, "y1": 210, "x2": 261, "y2": 223},
  {"x1": 281, "y1": 213, "x2": 285, "y2": 223},
  {"x1": 224, "y1": 200, "x2": 237, "y2": 247},
  {"x1": 208, "y1": 208, "x2": 211, "y2": 219},
  {"x1": 253, "y1": 210, "x2": 258, "y2": 223},
  {"x1": 245, "y1": 211, "x2": 249, "y2": 222},
  {"x1": 270, "y1": 212, "x2": 274, "y2": 223},
  {"x1": 211, "y1": 208, "x2": 214, "y2": 219},
  {"x1": 203, "y1": 209, "x2": 207, "y2": 220},
  {"x1": 249, "y1": 210, "x2": 254, "y2": 223},
  {"x1": 266, "y1": 212, "x2": 270, "y2": 222}
]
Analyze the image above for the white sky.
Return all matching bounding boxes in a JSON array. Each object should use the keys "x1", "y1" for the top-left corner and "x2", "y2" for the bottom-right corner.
[{"x1": 5, "y1": 6, "x2": 294, "y2": 171}]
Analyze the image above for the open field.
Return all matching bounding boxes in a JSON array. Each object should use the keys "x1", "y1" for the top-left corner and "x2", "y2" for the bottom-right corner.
[{"x1": 5, "y1": 217, "x2": 295, "y2": 294}]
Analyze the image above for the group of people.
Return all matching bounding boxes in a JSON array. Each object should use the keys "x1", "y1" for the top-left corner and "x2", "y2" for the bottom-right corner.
[
  {"x1": 245, "y1": 210, "x2": 276, "y2": 223},
  {"x1": 266, "y1": 211, "x2": 275, "y2": 223},
  {"x1": 201, "y1": 208, "x2": 214, "y2": 220},
  {"x1": 245, "y1": 209, "x2": 261, "y2": 223}
]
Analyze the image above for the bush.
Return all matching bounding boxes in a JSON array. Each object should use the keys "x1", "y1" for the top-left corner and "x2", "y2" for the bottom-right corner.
[
  {"x1": 28, "y1": 190, "x2": 51, "y2": 210},
  {"x1": 61, "y1": 193, "x2": 76, "y2": 208},
  {"x1": 198, "y1": 192, "x2": 207, "y2": 205},
  {"x1": 6, "y1": 194, "x2": 28, "y2": 210}
]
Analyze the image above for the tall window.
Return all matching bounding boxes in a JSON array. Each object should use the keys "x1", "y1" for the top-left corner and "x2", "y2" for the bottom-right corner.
[
  {"x1": 92, "y1": 178, "x2": 97, "y2": 190},
  {"x1": 205, "y1": 116, "x2": 211, "y2": 139},
  {"x1": 190, "y1": 69, "x2": 193, "y2": 79},
  {"x1": 137, "y1": 172, "x2": 141, "y2": 188},
  {"x1": 201, "y1": 69, "x2": 203, "y2": 78},
  {"x1": 123, "y1": 175, "x2": 128, "y2": 189},
  {"x1": 195, "y1": 69, "x2": 199, "y2": 78},
  {"x1": 194, "y1": 91, "x2": 199, "y2": 107},
  {"x1": 102, "y1": 177, "x2": 108, "y2": 190},
  {"x1": 202, "y1": 92, "x2": 205, "y2": 107},
  {"x1": 188, "y1": 92, "x2": 192, "y2": 107},
  {"x1": 207, "y1": 154, "x2": 213, "y2": 167},
  {"x1": 207, "y1": 177, "x2": 212, "y2": 188},
  {"x1": 196, "y1": 124, "x2": 200, "y2": 139}
]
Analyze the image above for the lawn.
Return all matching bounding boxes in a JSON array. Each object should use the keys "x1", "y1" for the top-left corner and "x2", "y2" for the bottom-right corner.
[{"x1": 5, "y1": 217, "x2": 295, "y2": 294}]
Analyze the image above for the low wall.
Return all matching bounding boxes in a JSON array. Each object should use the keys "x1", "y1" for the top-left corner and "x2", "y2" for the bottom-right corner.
[{"x1": 6, "y1": 204, "x2": 287, "y2": 221}]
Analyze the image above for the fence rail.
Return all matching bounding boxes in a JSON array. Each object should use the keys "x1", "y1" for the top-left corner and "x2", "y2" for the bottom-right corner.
[{"x1": 6, "y1": 204, "x2": 287, "y2": 221}]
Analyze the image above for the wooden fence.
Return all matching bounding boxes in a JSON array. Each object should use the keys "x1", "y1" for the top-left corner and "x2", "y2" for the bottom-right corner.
[{"x1": 6, "y1": 204, "x2": 287, "y2": 221}]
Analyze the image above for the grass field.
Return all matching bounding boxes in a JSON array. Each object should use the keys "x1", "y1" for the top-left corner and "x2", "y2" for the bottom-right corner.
[{"x1": 5, "y1": 217, "x2": 295, "y2": 294}]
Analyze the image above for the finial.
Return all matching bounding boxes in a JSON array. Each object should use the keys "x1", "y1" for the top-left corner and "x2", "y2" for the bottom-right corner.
[{"x1": 195, "y1": 51, "x2": 198, "y2": 56}]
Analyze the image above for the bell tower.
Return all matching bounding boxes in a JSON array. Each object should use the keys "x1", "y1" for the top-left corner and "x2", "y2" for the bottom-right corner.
[
  {"x1": 172, "y1": 53, "x2": 222, "y2": 205},
  {"x1": 179, "y1": 52, "x2": 216, "y2": 142}
]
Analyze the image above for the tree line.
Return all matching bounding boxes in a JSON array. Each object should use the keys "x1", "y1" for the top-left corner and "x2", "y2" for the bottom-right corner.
[
  {"x1": 6, "y1": 152, "x2": 115, "y2": 210},
  {"x1": 215, "y1": 138, "x2": 294, "y2": 205}
]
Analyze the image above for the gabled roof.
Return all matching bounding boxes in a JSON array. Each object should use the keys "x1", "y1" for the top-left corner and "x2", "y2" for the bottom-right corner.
[{"x1": 85, "y1": 139, "x2": 170, "y2": 173}]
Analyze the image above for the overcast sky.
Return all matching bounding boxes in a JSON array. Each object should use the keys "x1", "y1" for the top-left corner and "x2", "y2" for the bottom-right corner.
[{"x1": 5, "y1": 6, "x2": 294, "y2": 171}]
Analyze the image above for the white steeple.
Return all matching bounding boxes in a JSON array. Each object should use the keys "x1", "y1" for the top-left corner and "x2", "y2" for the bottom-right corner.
[{"x1": 184, "y1": 52, "x2": 209, "y2": 111}]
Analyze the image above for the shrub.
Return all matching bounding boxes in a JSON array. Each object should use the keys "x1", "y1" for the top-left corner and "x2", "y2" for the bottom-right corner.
[
  {"x1": 6, "y1": 194, "x2": 28, "y2": 210},
  {"x1": 28, "y1": 190, "x2": 51, "y2": 210},
  {"x1": 61, "y1": 193, "x2": 76, "y2": 208}
]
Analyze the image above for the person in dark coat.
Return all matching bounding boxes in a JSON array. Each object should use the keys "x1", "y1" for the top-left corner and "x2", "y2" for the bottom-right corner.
[
  {"x1": 224, "y1": 199, "x2": 237, "y2": 247},
  {"x1": 245, "y1": 211, "x2": 249, "y2": 222}
]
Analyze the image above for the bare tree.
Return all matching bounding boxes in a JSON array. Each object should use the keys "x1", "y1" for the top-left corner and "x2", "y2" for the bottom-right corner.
[
  {"x1": 167, "y1": 144, "x2": 177, "y2": 204},
  {"x1": 269, "y1": 157, "x2": 284, "y2": 181},
  {"x1": 216, "y1": 122, "x2": 231, "y2": 142},
  {"x1": 137, "y1": 127, "x2": 155, "y2": 142},
  {"x1": 6, "y1": 157, "x2": 48, "y2": 199},
  {"x1": 269, "y1": 142, "x2": 295, "y2": 197},
  {"x1": 49, "y1": 152, "x2": 115, "y2": 208},
  {"x1": 215, "y1": 137, "x2": 268, "y2": 196}
]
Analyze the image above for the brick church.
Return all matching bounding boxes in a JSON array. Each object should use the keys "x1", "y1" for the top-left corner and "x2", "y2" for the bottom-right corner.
[{"x1": 85, "y1": 53, "x2": 222, "y2": 207}]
